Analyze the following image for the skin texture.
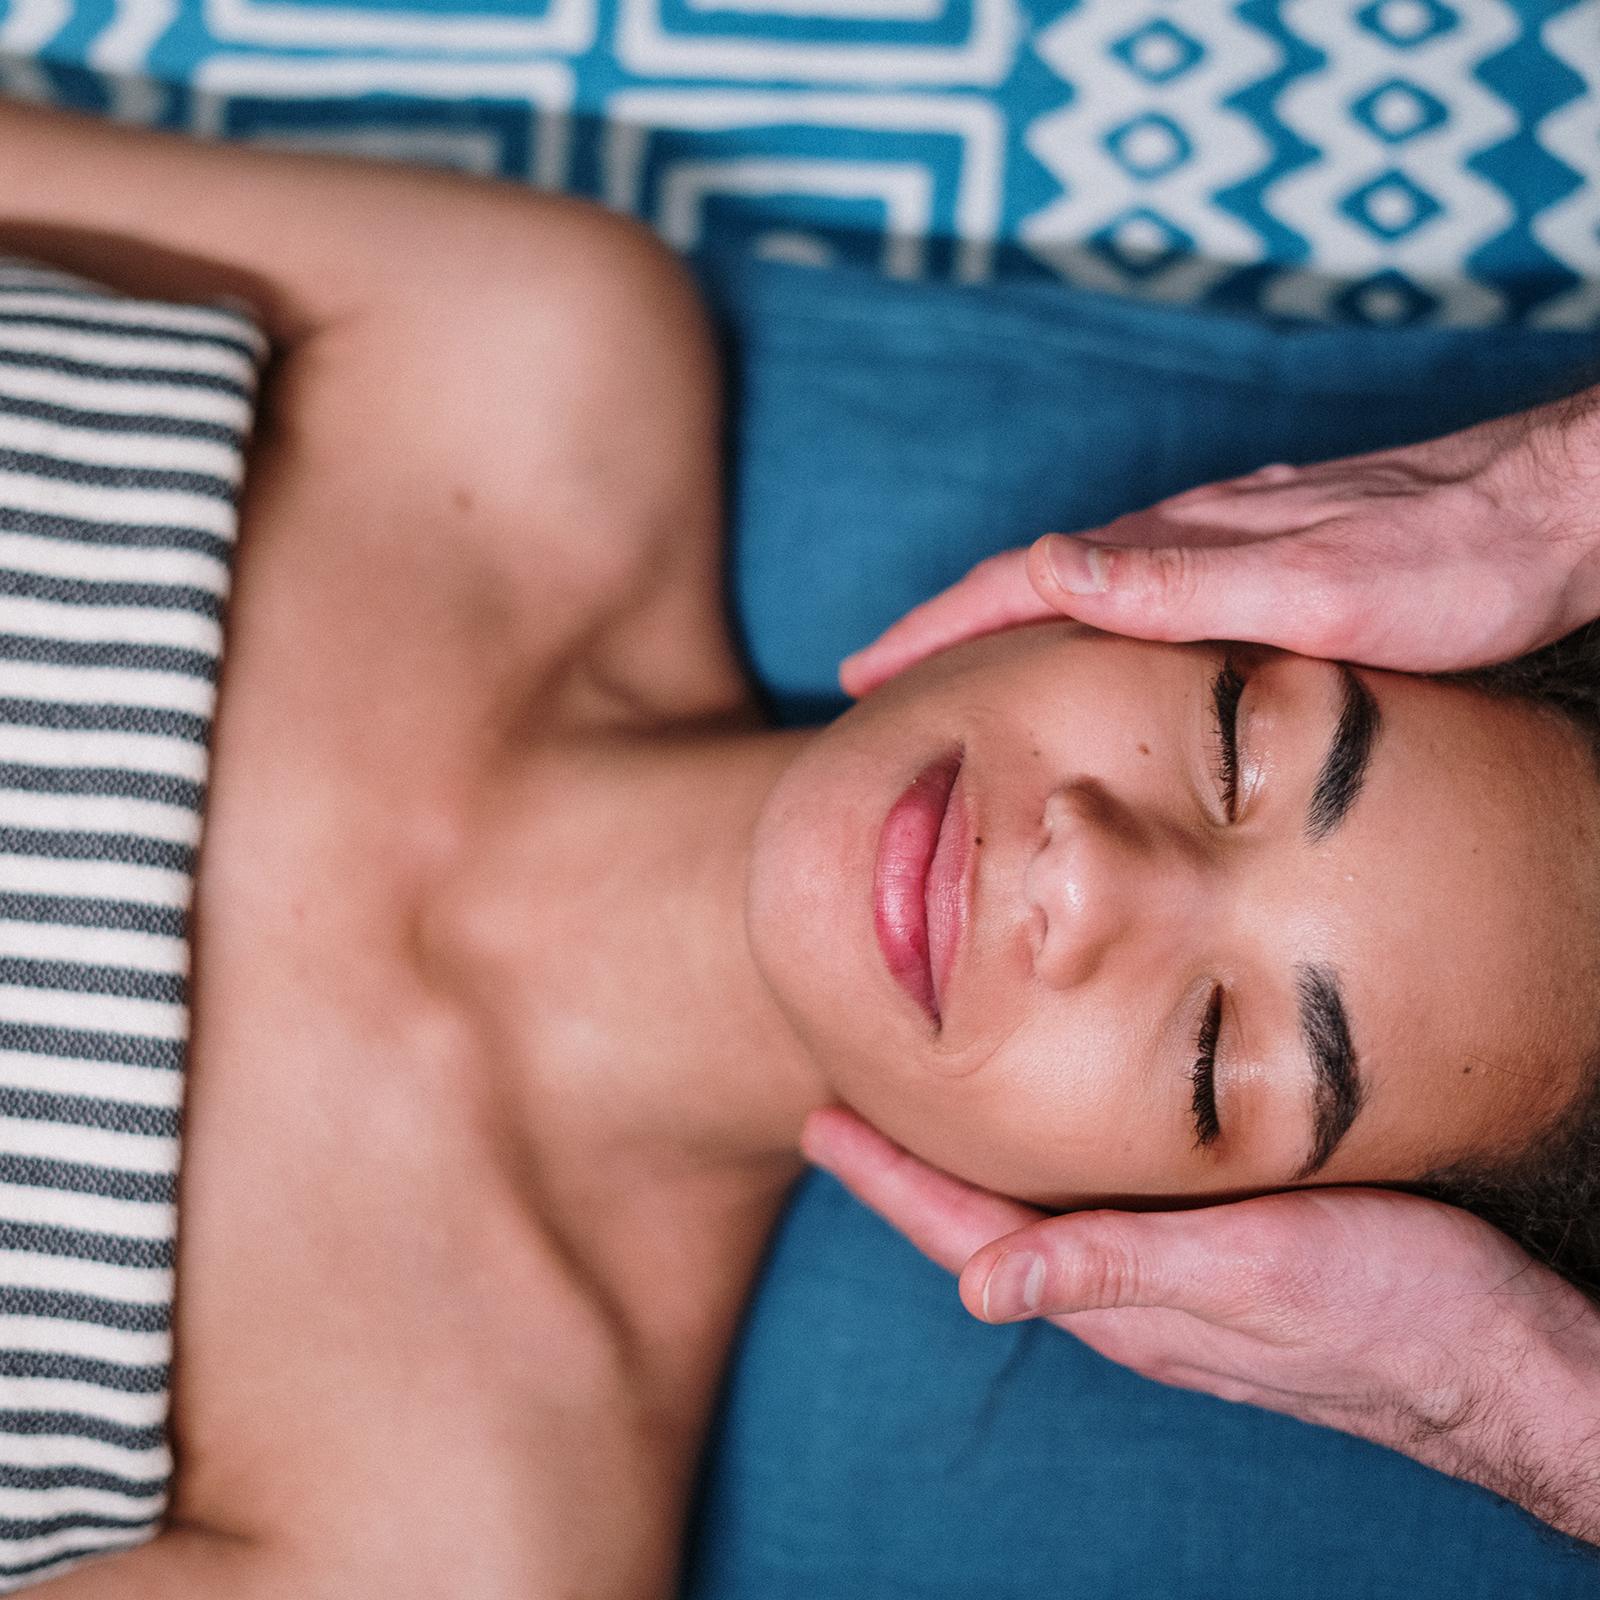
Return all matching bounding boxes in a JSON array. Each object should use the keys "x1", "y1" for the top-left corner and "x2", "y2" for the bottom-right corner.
[{"x1": 751, "y1": 622, "x2": 1600, "y2": 1208}]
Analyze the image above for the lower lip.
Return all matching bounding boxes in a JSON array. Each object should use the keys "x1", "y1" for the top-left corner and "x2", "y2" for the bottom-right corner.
[{"x1": 874, "y1": 751, "x2": 961, "y2": 1025}]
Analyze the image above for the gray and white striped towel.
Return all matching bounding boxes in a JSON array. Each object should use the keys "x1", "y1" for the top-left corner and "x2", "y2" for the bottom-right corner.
[{"x1": 0, "y1": 258, "x2": 263, "y2": 1588}]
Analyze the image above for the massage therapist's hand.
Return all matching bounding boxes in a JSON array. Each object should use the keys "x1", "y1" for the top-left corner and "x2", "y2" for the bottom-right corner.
[
  {"x1": 803, "y1": 1107, "x2": 1600, "y2": 1546},
  {"x1": 841, "y1": 385, "x2": 1600, "y2": 687}
]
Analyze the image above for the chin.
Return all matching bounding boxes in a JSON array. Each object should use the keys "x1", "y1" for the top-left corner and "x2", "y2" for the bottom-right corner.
[{"x1": 746, "y1": 714, "x2": 907, "y2": 1074}]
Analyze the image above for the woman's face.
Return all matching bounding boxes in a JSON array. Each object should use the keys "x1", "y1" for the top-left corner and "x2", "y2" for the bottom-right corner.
[{"x1": 747, "y1": 624, "x2": 1600, "y2": 1207}]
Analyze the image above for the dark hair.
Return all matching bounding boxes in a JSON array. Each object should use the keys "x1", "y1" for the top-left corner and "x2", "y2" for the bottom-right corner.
[{"x1": 1409, "y1": 620, "x2": 1600, "y2": 1299}]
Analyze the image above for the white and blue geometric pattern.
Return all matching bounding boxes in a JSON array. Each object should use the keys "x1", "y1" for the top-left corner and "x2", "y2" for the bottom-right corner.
[{"x1": 1, "y1": 0, "x2": 1597, "y2": 324}]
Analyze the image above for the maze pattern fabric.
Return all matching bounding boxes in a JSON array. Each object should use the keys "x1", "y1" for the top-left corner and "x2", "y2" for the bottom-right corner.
[
  {"x1": 0, "y1": 260, "x2": 261, "y2": 1589},
  {"x1": 0, "y1": 0, "x2": 1597, "y2": 325}
]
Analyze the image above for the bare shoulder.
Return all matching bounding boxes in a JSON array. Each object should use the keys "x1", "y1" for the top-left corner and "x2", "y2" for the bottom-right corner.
[{"x1": 256, "y1": 200, "x2": 753, "y2": 731}]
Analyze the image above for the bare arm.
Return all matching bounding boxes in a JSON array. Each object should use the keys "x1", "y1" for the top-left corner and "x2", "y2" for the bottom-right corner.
[
  {"x1": 0, "y1": 95, "x2": 613, "y2": 345},
  {"x1": 0, "y1": 93, "x2": 735, "y2": 691}
]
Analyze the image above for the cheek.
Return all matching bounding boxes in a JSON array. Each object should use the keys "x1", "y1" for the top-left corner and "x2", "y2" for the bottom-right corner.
[
  {"x1": 832, "y1": 1007, "x2": 1151, "y2": 1200},
  {"x1": 903, "y1": 1010, "x2": 1220, "y2": 1206}
]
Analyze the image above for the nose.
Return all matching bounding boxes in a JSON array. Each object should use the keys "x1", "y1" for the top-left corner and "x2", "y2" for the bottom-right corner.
[{"x1": 1025, "y1": 781, "x2": 1205, "y2": 989}]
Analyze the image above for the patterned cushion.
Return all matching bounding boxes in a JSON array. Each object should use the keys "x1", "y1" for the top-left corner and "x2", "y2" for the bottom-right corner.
[
  {"x1": 3, "y1": 0, "x2": 1598, "y2": 324},
  {"x1": 0, "y1": 260, "x2": 261, "y2": 1589}
]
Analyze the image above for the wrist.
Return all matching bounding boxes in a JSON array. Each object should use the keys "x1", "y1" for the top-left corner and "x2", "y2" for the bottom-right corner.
[
  {"x1": 1414, "y1": 1307, "x2": 1600, "y2": 1545},
  {"x1": 1532, "y1": 384, "x2": 1600, "y2": 632}
]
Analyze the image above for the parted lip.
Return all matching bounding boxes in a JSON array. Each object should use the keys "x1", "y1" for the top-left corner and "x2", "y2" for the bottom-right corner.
[{"x1": 873, "y1": 750, "x2": 962, "y2": 1026}]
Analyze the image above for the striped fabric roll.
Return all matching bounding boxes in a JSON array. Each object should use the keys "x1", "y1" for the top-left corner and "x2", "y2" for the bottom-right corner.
[{"x1": 0, "y1": 259, "x2": 264, "y2": 1588}]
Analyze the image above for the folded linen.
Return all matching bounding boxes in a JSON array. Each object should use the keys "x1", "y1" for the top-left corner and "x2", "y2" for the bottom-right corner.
[{"x1": 0, "y1": 260, "x2": 263, "y2": 1589}]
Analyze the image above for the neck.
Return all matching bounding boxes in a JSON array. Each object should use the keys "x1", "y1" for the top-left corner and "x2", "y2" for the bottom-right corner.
[
  {"x1": 425, "y1": 716, "x2": 837, "y2": 1465},
  {"x1": 438, "y1": 717, "x2": 833, "y2": 1189}
]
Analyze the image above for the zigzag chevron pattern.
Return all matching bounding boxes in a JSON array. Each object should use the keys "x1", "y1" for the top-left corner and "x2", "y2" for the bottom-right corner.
[{"x1": 0, "y1": 0, "x2": 1596, "y2": 322}]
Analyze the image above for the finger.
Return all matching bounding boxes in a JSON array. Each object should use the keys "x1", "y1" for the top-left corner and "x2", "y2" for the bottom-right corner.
[
  {"x1": 838, "y1": 548, "x2": 1054, "y2": 698},
  {"x1": 1026, "y1": 529, "x2": 1416, "y2": 665},
  {"x1": 958, "y1": 1205, "x2": 1267, "y2": 1325},
  {"x1": 800, "y1": 1107, "x2": 1043, "y2": 1275},
  {"x1": 1160, "y1": 463, "x2": 1300, "y2": 507}
]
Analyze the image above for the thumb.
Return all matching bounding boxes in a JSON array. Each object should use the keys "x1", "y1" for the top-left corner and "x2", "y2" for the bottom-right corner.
[
  {"x1": 838, "y1": 548, "x2": 1051, "y2": 698},
  {"x1": 959, "y1": 1208, "x2": 1253, "y2": 1326},
  {"x1": 1028, "y1": 531, "x2": 1356, "y2": 658}
]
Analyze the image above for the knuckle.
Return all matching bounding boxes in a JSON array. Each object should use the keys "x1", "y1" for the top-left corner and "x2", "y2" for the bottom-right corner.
[
  {"x1": 1198, "y1": 1372, "x2": 1263, "y2": 1407},
  {"x1": 1477, "y1": 564, "x2": 1541, "y2": 642},
  {"x1": 1074, "y1": 1226, "x2": 1143, "y2": 1309},
  {"x1": 1142, "y1": 545, "x2": 1205, "y2": 623},
  {"x1": 1138, "y1": 1355, "x2": 1183, "y2": 1386},
  {"x1": 1398, "y1": 1376, "x2": 1486, "y2": 1451}
]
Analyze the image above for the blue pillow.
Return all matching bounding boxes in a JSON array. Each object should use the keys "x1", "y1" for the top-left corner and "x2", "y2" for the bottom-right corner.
[{"x1": 686, "y1": 248, "x2": 1600, "y2": 1599}]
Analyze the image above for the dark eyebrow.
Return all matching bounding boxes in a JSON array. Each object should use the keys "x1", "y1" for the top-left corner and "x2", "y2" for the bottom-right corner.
[
  {"x1": 1306, "y1": 666, "x2": 1380, "y2": 841},
  {"x1": 1290, "y1": 964, "x2": 1365, "y2": 1180}
]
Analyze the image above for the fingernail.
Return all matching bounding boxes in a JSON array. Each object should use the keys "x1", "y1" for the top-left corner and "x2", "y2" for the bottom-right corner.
[
  {"x1": 1044, "y1": 536, "x2": 1110, "y2": 596},
  {"x1": 981, "y1": 1251, "x2": 1045, "y2": 1322}
]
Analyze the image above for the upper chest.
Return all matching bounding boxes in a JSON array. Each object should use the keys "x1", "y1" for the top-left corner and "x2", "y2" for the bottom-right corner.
[
  {"x1": 172, "y1": 766, "x2": 738, "y2": 1584},
  {"x1": 164, "y1": 491, "x2": 757, "y2": 1572}
]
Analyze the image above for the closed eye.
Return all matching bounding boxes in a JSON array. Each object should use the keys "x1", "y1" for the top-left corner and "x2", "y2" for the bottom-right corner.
[
  {"x1": 1191, "y1": 986, "x2": 1223, "y2": 1148},
  {"x1": 1209, "y1": 658, "x2": 1245, "y2": 819}
]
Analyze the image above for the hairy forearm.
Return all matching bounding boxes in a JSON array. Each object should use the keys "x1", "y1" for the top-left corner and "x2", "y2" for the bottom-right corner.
[
  {"x1": 0, "y1": 96, "x2": 576, "y2": 345},
  {"x1": 1525, "y1": 380, "x2": 1600, "y2": 627},
  {"x1": 1398, "y1": 1304, "x2": 1600, "y2": 1548}
]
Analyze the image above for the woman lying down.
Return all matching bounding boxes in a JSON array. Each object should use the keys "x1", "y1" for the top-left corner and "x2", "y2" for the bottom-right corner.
[{"x1": 4, "y1": 98, "x2": 1600, "y2": 1597}]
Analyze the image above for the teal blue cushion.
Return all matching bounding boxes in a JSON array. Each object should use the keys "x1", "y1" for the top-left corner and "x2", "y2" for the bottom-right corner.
[{"x1": 688, "y1": 249, "x2": 1600, "y2": 1598}]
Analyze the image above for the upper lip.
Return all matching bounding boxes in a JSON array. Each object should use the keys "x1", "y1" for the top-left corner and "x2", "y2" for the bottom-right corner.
[{"x1": 924, "y1": 760, "x2": 973, "y2": 1021}]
